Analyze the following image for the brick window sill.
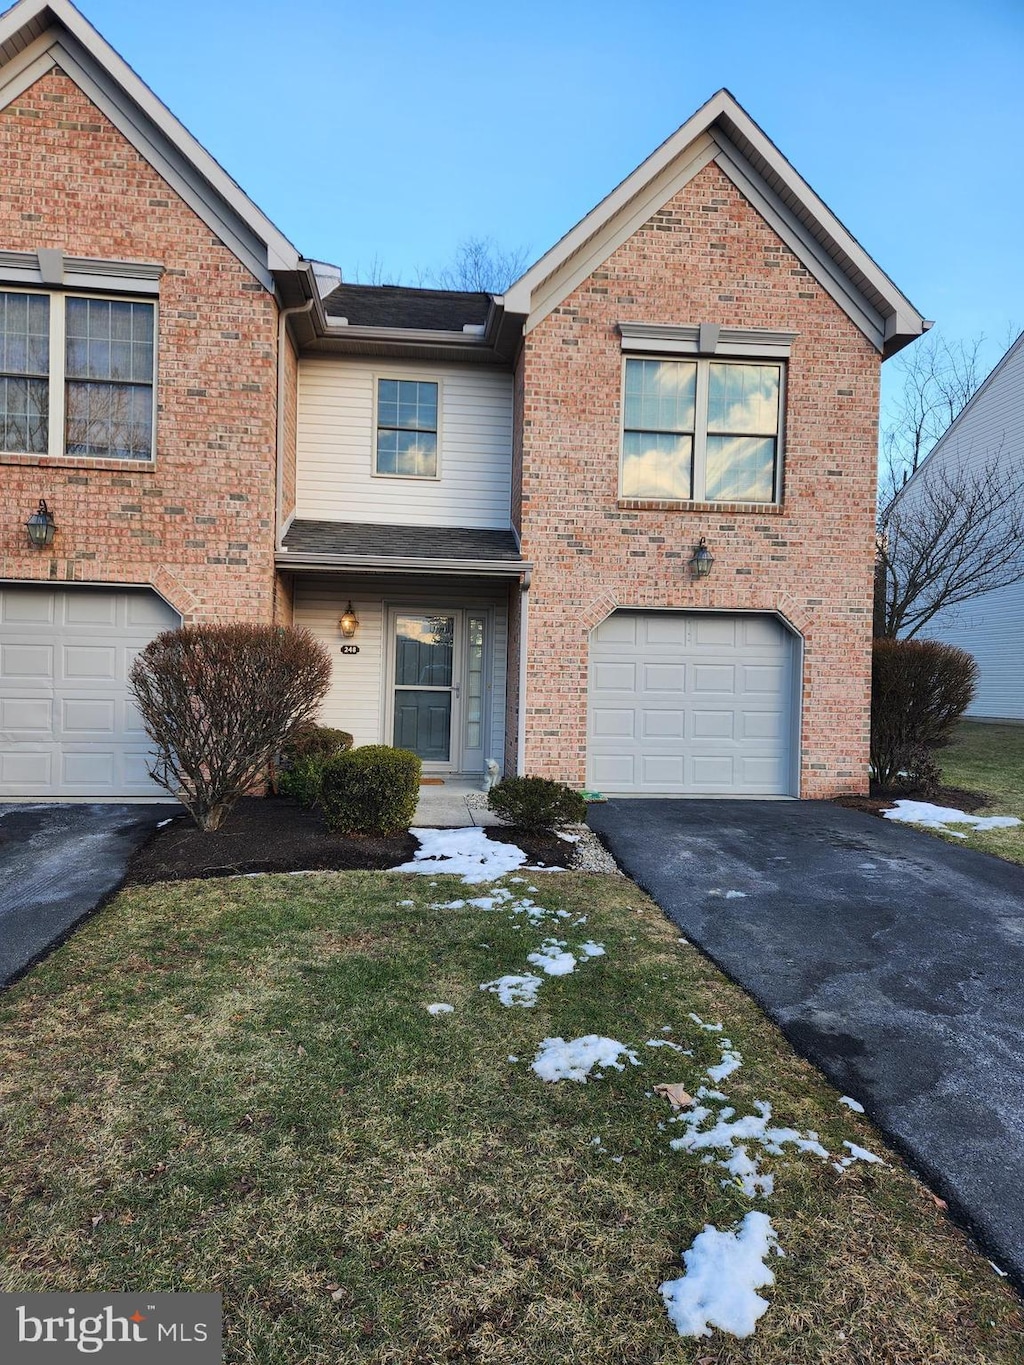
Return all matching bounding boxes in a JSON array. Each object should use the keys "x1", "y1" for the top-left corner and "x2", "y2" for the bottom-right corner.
[
  {"x1": 617, "y1": 499, "x2": 784, "y2": 515},
  {"x1": 0, "y1": 452, "x2": 156, "y2": 473}
]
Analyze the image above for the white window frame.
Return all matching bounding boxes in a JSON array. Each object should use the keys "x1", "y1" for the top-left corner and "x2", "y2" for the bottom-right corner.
[
  {"x1": 0, "y1": 286, "x2": 158, "y2": 463},
  {"x1": 618, "y1": 324, "x2": 795, "y2": 506},
  {"x1": 371, "y1": 372, "x2": 443, "y2": 481}
]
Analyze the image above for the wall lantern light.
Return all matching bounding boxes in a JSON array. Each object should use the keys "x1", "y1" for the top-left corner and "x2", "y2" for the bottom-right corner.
[
  {"x1": 25, "y1": 499, "x2": 56, "y2": 550},
  {"x1": 339, "y1": 601, "x2": 360, "y2": 638},
  {"x1": 689, "y1": 536, "x2": 714, "y2": 579}
]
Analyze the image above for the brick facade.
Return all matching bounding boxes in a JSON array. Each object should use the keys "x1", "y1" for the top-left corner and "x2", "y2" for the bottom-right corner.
[
  {"x1": 0, "y1": 72, "x2": 281, "y2": 625},
  {"x1": 515, "y1": 163, "x2": 880, "y2": 798}
]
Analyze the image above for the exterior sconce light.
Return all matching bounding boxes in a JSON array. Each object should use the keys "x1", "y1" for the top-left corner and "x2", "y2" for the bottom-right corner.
[
  {"x1": 339, "y1": 602, "x2": 359, "y2": 638},
  {"x1": 689, "y1": 536, "x2": 714, "y2": 579},
  {"x1": 25, "y1": 499, "x2": 56, "y2": 550}
]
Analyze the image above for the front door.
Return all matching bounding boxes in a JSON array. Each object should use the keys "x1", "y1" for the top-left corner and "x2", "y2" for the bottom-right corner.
[
  {"x1": 391, "y1": 610, "x2": 461, "y2": 770},
  {"x1": 388, "y1": 607, "x2": 490, "y2": 774}
]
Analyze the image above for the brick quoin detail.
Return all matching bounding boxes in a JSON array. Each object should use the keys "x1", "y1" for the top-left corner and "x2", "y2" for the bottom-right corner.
[
  {"x1": 0, "y1": 72, "x2": 281, "y2": 626},
  {"x1": 515, "y1": 162, "x2": 880, "y2": 799}
]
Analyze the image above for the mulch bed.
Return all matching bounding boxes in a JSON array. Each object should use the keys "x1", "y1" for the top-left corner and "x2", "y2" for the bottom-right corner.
[
  {"x1": 124, "y1": 797, "x2": 573, "y2": 886},
  {"x1": 834, "y1": 783, "x2": 990, "y2": 819}
]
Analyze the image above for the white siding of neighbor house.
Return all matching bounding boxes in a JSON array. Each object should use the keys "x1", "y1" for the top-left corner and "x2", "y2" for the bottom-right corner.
[
  {"x1": 296, "y1": 358, "x2": 514, "y2": 528},
  {"x1": 898, "y1": 334, "x2": 1024, "y2": 721},
  {"x1": 292, "y1": 575, "x2": 510, "y2": 769}
]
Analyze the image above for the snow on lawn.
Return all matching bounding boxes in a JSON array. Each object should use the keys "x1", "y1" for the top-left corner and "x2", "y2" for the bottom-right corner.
[
  {"x1": 840, "y1": 1095, "x2": 865, "y2": 1113},
  {"x1": 425, "y1": 1002, "x2": 455, "y2": 1016},
  {"x1": 526, "y1": 938, "x2": 607, "y2": 977},
  {"x1": 395, "y1": 827, "x2": 529, "y2": 882},
  {"x1": 883, "y1": 800, "x2": 1021, "y2": 833},
  {"x1": 660, "y1": 1212, "x2": 781, "y2": 1339},
  {"x1": 531, "y1": 1035, "x2": 641, "y2": 1083},
  {"x1": 668, "y1": 1099, "x2": 829, "y2": 1198},
  {"x1": 479, "y1": 973, "x2": 543, "y2": 1008}
]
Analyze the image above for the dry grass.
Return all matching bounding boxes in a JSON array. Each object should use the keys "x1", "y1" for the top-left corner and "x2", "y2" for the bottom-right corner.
[{"x1": 1, "y1": 870, "x2": 1021, "y2": 1363}]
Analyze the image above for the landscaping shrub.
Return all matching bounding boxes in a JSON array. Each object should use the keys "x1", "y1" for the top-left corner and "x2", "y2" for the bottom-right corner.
[
  {"x1": 129, "y1": 624, "x2": 332, "y2": 831},
  {"x1": 871, "y1": 638, "x2": 978, "y2": 789},
  {"x1": 319, "y1": 745, "x2": 421, "y2": 835},
  {"x1": 275, "y1": 724, "x2": 354, "y2": 806},
  {"x1": 487, "y1": 774, "x2": 588, "y2": 831}
]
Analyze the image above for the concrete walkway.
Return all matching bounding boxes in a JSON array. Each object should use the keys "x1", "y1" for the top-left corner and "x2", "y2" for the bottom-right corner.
[
  {"x1": 412, "y1": 779, "x2": 501, "y2": 827},
  {"x1": 588, "y1": 798, "x2": 1024, "y2": 1282},
  {"x1": 0, "y1": 802, "x2": 169, "y2": 986}
]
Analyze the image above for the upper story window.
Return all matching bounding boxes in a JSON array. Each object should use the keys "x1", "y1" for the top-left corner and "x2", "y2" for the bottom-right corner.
[
  {"x1": 622, "y1": 356, "x2": 783, "y2": 504},
  {"x1": 375, "y1": 377, "x2": 439, "y2": 478},
  {"x1": 0, "y1": 289, "x2": 156, "y2": 461}
]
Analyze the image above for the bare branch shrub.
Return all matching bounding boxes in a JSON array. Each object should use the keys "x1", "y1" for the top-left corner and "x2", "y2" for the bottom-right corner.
[
  {"x1": 870, "y1": 639, "x2": 978, "y2": 788},
  {"x1": 129, "y1": 624, "x2": 332, "y2": 831}
]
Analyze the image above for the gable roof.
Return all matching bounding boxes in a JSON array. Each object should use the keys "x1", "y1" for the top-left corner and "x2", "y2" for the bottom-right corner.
[
  {"x1": 502, "y1": 89, "x2": 928, "y2": 358},
  {"x1": 0, "y1": 0, "x2": 304, "y2": 290}
]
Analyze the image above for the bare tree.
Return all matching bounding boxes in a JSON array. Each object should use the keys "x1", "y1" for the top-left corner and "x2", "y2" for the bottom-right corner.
[
  {"x1": 875, "y1": 450, "x2": 1024, "y2": 638},
  {"x1": 880, "y1": 329, "x2": 986, "y2": 501},
  {"x1": 433, "y1": 236, "x2": 530, "y2": 293}
]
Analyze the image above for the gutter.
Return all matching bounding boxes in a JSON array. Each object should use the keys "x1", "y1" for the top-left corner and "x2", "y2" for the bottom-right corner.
[{"x1": 275, "y1": 549, "x2": 532, "y2": 579}]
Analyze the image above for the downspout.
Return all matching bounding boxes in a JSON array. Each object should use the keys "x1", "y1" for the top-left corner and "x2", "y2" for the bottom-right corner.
[
  {"x1": 276, "y1": 296, "x2": 316, "y2": 550},
  {"x1": 516, "y1": 565, "x2": 531, "y2": 775}
]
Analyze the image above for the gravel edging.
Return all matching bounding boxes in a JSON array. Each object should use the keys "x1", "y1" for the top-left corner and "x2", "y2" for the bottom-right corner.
[{"x1": 463, "y1": 792, "x2": 623, "y2": 874}]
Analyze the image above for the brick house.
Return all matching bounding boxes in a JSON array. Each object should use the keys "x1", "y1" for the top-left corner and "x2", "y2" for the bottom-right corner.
[{"x1": 0, "y1": 0, "x2": 926, "y2": 801}]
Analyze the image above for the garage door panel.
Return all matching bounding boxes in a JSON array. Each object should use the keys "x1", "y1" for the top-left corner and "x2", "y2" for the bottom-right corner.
[
  {"x1": 692, "y1": 664, "x2": 735, "y2": 693},
  {"x1": 0, "y1": 585, "x2": 179, "y2": 798},
  {"x1": 692, "y1": 710, "x2": 734, "y2": 739},
  {"x1": 588, "y1": 611, "x2": 797, "y2": 796},
  {"x1": 642, "y1": 663, "x2": 685, "y2": 692},
  {"x1": 641, "y1": 709, "x2": 685, "y2": 738}
]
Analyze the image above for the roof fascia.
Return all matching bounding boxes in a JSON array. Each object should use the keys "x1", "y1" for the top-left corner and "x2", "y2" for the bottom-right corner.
[
  {"x1": 276, "y1": 550, "x2": 529, "y2": 577},
  {"x1": 0, "y1": 0, "x2": 300, "y2": 285}
]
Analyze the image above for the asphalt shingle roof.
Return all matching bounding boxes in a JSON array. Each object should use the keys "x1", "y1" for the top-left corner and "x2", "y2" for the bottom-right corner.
[
  {"x1": 282, "y1": 519, "x2": 521, "y2": 563},
  {"x1": 321, "y1": 283, "x2": 491, "y2": 332}
]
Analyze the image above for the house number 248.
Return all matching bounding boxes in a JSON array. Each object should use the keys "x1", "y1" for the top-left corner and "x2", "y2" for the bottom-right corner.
[{"x1": 340, "y1": 644, "x2": 360, "y2": 655}]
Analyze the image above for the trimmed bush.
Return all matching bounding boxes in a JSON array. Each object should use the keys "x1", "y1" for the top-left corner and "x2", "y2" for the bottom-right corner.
[
  {"x1": 276, "y1": 724, "x2": 354, "y2": 807},
  {"x1": 319, "y1": 745, "x2": 422, "y2": 835},
  {"x1": 487, "y1": 775, "x2": 588, "y2": 831},
  {"x1": 129, "y1": 624, "x2": 332, "y2": 831},
  {"x1": 871, "y1": 638, "x2": 978, "y2": 789}
]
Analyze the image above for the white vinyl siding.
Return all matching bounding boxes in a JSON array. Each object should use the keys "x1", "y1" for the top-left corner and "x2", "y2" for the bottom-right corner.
[
  {"x1": 899, "y1": 336, "x2": 1024, "y2": 721},
  {"x1": 297, "y1": 358, "x2": 513, "y2": 528},
  {"x1": 292, "y1": 575, "x2": 509, "y2": 770}
]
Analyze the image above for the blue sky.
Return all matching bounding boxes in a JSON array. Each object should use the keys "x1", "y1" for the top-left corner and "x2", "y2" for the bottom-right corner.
[{"x1": 81, "y1": 0, "x2": 1024, "y2": 383}]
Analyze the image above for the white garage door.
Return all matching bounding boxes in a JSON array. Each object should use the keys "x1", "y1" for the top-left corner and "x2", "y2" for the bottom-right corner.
[
  {"x1": 588, "y1": 611, "x2": 799, "y2": 796},
  {"x1": 0, "y1": 584, "x2": 179, "y2": 799}
]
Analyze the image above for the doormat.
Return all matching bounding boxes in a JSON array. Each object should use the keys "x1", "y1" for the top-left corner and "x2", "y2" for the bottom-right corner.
[{"x1": 420, "y1": 778, "x2": 445, "y2": 786}]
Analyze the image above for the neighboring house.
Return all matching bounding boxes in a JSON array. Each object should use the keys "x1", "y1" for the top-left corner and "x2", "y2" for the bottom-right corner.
[
  {"x1": 893, "y1": 332, "x2": 1024, "y2": 722},
  {"x1": 0, "y1": 0, "x2": 927, "y2": 803}
]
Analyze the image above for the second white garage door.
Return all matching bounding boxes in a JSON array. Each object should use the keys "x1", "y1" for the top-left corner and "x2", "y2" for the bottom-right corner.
[
  {"x1": 587, "y1": 611, "x2": 799, "y2": 796},
  {"x1": 0, "y1": 584, "x2": 180, "y2": 799}
]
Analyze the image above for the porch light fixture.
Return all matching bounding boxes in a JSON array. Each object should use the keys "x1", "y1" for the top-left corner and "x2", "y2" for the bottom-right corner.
[
  {"x1": 25, "y1": 499, "x2": 56, "y2": 550},
  {"x1": 339, "y1": 602, "x2": 360, "y2": 638},
  {"x1": 689, "y1": 536, "x2": 714, "y2": 579}
]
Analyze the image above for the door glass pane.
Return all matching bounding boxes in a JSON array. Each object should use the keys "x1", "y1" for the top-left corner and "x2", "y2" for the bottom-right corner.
[
  {"x1": 466, "y1": 615, "x2": 485, "y2": 752},
  {"x1": 393, "y1": 690, "x2": 451, "y2": 762},
  {"x1": 394, "y1": 614, "x2": 454, "y2": 687}
]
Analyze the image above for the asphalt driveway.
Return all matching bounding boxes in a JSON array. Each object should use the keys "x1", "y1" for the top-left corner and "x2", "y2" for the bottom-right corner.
[
  {"x1": 0, "y1": 802, "x2": 170, "y2": 986},
  {"x1": 588, "y1": 798, "x2": 1024, "y2": 1283}
]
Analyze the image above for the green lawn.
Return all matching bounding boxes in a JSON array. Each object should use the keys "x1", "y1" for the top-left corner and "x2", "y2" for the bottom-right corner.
[
  {"x1": 2, "y1": 870, "x2": 1021, "y2": 1363},
  {"x1": 933, "y1": 721, "x2": 1024, "y2": 864}
]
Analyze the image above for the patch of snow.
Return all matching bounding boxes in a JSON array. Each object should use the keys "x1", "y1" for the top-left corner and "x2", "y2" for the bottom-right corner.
[
  {"x1": 688, "y1": 1013, "x2": 723, "y2": 1032},
  {"x1": 479, "y1": 973, "x2": 543, "y2": 1008},
  {"x1": 397, "y1": 899, "x2": 414, "y2": 906},
  {"x1": 507, "y1": 1055, "x2": 518, "y2": 1063},
  {"x1": 526, "y1": 939, "x2": 577, "y2": 976},
  {"x1": 646, "y1": 1038, "x2": 688, "y2": 1052},
  {"x1": 990, "y1": 1261, "x2": 1009, "y2": 1278},
  {"x1": 531, "y1": 1035, "x2": 641, "y2": 1083},
  {"x1": 839, "y1": 1095, "x2": 865, "y2": 1114},
  {"x1": 838, "y1": 1141, "x2": 883, "y2": 1168},
  {"x1": 660, "y1": 1212, "x2": 781, "y2": 1339},
  {"x1": 883, "y1": 800, "x2": 1021, "y2": 833},
  {"x1": 396, "y1": 827, "x2": 528, "y2": 883},
  {"x1": 426, "y1": 1002, "x2": 454, "y2": 1016},
  {"x1": 156, "y1": 818, "x2": 174, "y2": 829},
  {"x1": 668, "y1": 1098, "x2": 829, "y2": 1194},
  {"x1": 555, "y1": 831, "x2": 582, "y2": 843},
  {"x1": 578, "y1": 940, "x2": 605, "y2": 958},
  {"x1": 708, "y1": 888, "x2": 747, "y2": 899}
]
